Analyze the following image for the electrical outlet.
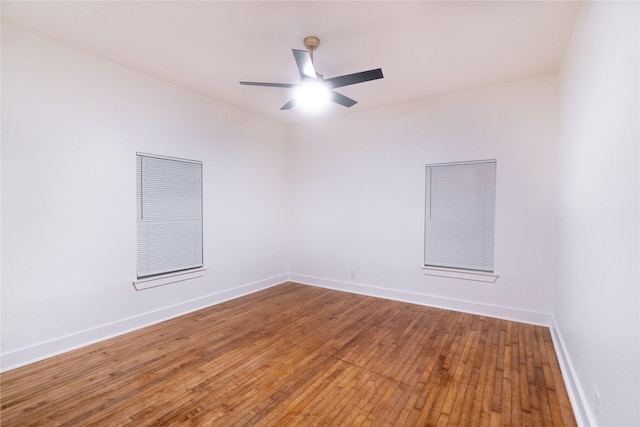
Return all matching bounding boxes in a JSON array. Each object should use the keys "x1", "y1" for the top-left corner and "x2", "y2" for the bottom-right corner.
[
  {"x1": 594, "y1": 392, "x2": 601, "y2": 417},
  {"x1": 350, "y1": 270, "x2": 356, "y2": 279}
]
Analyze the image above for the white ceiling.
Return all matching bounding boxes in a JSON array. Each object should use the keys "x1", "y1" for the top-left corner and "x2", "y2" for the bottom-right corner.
[{"x1": 1, "y1": 1, "x2": 581, "y2": 124}]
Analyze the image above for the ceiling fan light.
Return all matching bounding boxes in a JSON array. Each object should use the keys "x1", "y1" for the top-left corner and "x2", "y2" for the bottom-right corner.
[{"x1": 294, "y1": 80, "x2": 331, "y2": 113}]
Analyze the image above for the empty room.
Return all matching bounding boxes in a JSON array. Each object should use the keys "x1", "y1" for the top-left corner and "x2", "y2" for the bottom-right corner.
[{"x1": 1, "y1": 1, "x2": 638, "y2": 426}]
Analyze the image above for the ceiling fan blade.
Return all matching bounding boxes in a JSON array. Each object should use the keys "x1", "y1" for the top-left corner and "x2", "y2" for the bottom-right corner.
[
  {"x1": 280, "y1": 99, "x2": 296, "y2": 110},
  {"x1": 239, "y1": 81, "x2": 296, "y2": 88},
  {"x1": 292, "y1": 49, "x2": 317, "y2": 80},
  {"x1": 330, "y1": 91, "x2": 357, "y2": 108},
  {"x1": 325, "y1": 68, "x2": 384, "y2": 89}
]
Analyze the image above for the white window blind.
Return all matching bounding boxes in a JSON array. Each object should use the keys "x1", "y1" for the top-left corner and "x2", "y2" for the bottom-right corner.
[
  {"x1": 136, "y1": 153, "x2": 203, "y2": 279},
  {"x1": 424, "y1": 160, "x2": 496, "y2": 272}
]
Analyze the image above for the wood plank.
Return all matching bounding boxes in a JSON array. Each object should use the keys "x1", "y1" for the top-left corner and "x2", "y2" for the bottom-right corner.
[{"x1": 0, "y1": 282, "x2": 577, "y2": 426}]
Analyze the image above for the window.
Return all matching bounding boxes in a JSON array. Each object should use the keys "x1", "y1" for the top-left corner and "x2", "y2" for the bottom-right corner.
[
  {"x1": 424, "y1": 160, "x2": 496, "y2": 273},
  {"x1": 136, "y1": 153, "x2": 203, "y2": 280}
]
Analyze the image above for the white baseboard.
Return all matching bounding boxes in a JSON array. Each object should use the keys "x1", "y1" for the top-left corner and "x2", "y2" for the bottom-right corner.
[
  {"x1": 0, "y1": 274, "x2": 289, "y2": 372},
  {"x1": 289, "y1": 273, "x2": 553, "y2": 326},
  {"x1": 549, "y1": 318, "x2": 593, "y2": 427}
]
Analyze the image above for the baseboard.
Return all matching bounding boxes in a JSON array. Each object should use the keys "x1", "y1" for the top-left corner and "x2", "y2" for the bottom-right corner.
[
  {"x1": 549, "y1": 318, "x2": 593, "y2": 427},
  {"x1": 0, "y1": 274, "x2": 289, "y2": 372},
  {"x1": 289, "y1": 274, "x2": 553, "y2": 326}
]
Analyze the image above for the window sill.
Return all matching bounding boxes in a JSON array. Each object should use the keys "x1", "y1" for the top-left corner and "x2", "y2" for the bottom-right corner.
[
  {"x1": 133, "y1": 267, "x2": 206, "y2": 290},
  {"x1": 422, "y1": 266, "x2": 498, "y2": 283}
]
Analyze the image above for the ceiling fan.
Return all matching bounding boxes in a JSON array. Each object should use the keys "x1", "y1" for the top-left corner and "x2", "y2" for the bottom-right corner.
[{"x1": 239, "y1": 36, "x2": 384, "y2": 111}]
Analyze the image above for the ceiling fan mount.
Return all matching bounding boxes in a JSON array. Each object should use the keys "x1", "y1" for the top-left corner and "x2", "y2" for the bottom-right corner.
[
  {"x1": 303, "y1": 36, "x2": 320, "y2": 61},
  {"x1": 303, "y1": 36, "x2": 320, "y2": 52},
  {"x1": 239, "y1": 36, "x2": 384, "y2": 111}
]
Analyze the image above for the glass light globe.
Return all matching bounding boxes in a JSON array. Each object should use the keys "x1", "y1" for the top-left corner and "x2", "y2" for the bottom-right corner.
[{"x1": 294, "y1": 80, "x2": 331, "y2": 113}]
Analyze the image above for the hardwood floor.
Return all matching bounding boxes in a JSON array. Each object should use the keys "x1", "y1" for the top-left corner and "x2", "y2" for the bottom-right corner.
[{"x1": 1, "y1": 282, "x2": 576, "y2": 426}]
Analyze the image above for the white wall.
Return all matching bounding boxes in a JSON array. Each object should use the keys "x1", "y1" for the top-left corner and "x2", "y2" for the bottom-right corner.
[
  {"x1": 289, "y1": 75, "x2": 559, "y2": 324},
  {"x1": 3, "y1": 5, "x2": 639, "y2": 424},
  {"x1": 556, "y1": 2, "x2": 639, "y2": 426},
  {"x1": 1, "y1": 25, "x2": 290, "y2": 369}
]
